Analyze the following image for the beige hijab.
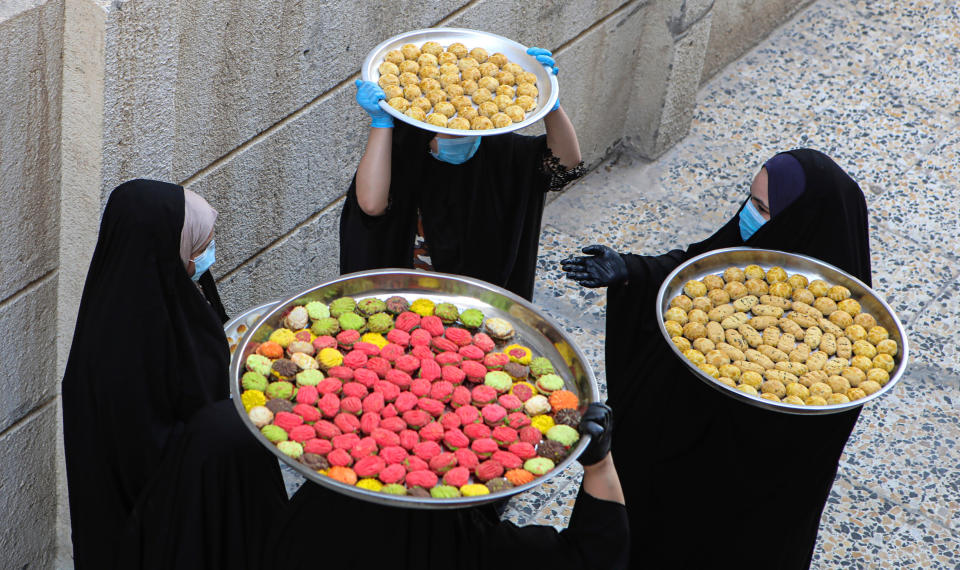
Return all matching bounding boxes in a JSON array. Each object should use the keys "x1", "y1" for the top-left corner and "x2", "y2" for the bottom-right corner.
[{"x1": 180, "y1": 188, "x2": 218, "y2": 268}]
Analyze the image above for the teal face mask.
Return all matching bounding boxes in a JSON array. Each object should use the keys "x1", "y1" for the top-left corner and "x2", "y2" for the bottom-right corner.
[
  {"x1": 430, "y1": 136, "x2": 481, "y2": 165},
  {"x1": 190, "y1": 239, "x2": 215, "y2": 282},
  {"x1": 739, "y1": 200, "x2": 767, "y2": 241}
]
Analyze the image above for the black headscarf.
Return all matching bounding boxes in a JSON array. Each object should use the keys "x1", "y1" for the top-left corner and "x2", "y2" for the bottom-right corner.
[
  {"x1": 604, "y1": 149, "x2": 870, "y2": 569},
  {"x1": 62, "y1": 180, "x2": 233, "y2": 567},
  {"x1": 339, "y1": 122, "x2": 552, "y2": 300},
  {"x1": 266, "y1": 477, "x2": 629, "y2": 570}
]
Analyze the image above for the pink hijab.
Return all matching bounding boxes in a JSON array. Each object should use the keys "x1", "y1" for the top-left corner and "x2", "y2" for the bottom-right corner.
[{"x1": 179, "y1": 188, "x2": 217, "y2": 268}]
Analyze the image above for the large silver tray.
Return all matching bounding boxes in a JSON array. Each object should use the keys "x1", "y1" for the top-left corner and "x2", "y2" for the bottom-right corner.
[
  {"x1": 657, "y1": 247, "x2": 909, "y2": 415},
  {"x1": 230, "y1": 269, "x2": 598, "y2": 509},
  {"x1": 361, "y1": 28, "x2": 560, "y2": 136}
]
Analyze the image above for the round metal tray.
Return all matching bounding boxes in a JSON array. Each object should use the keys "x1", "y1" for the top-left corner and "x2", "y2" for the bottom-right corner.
[
  {"x1": 656, "y1": 247, "x2": 909, "y2": 415},
  {"x1": 361, "y1": 28, "x2": 559, "y2": 137},
  {"x1": 224, "y1": 300, "x2": 282, "y2": 355},
  {"x1": 230, "y1": 269, "x2": 598, "y2": 509}
]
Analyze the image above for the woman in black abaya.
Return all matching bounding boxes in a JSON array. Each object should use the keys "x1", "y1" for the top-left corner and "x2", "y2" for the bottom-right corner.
[
  {"x1": 341, "y1": 48, "x2": 584, "y2": 301},
  {"x1": 267, "y1": 403, "x2": 630, "y2": 570},
  {"x1": 62, "y1": 179, "x2": 286, "y2": 569},
  {"x1": 560, "y1": 149, "x2": 870, "y2": 569}
]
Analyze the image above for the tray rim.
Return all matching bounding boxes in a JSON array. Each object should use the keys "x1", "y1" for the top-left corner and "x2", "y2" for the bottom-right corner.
[
  {"x1": 655, "y1": 247, "x2": 909, "y2": 415},
  {"x1": 360, "y1": 27, "x2": 560, "y2": 137},
  {"x1": 230, "y1": 268, "x2": 599, "y2": 509}
]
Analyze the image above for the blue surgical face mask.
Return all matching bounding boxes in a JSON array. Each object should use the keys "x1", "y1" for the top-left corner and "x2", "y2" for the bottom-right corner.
[
  {"x1": 190, "y1": 239, "x2": 216, "y2": 282},
  {"x1": 430, "y1": 135, "x2": 481, "y2": 165},
  {"x1": 739, "y1": 200, "x2": 767, "y2": 241}
]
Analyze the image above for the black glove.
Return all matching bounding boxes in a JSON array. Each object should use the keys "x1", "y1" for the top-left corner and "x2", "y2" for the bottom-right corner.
[
  {"x1": 577, "y1": 402, "x2": 613, "y2": 466},
  {"x1": 560, "y1": 245, "x2": 628, "y2": 288}
]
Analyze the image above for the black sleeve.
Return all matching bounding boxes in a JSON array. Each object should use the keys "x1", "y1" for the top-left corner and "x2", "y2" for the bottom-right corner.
[
  {"x1": 477, "y1": 487, "x2": 630, "y2": 570},
  {"x1": 339, "y1": 174, "x2": 416, "y2": 275}
]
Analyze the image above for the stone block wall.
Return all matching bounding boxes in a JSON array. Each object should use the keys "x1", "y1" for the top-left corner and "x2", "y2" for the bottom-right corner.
[
  {"x1": 0, "y1": 0, "x2": 816, "y2": 566},
  {"x1": 0, "y1": 1, "x2": 63, "y2": 568}
]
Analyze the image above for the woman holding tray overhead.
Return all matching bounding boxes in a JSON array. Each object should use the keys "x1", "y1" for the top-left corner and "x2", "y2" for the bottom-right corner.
[
  {"x1": 560, "y1": 149, "x2": 871, "y2": 569},
  {"x1": 341, "y1": 45, "x2": 584, "y2": 301},
  {"x1": 62, "y1": 180, "x2": 287, "y2": 569}
]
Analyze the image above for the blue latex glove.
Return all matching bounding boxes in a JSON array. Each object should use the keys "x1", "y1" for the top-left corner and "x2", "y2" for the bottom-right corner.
[
  {"x1": 354, "y1": 79, "x2": 394, "y2": 128},
  {"x1": 526, "y1": 47, "x2": 560, "y2": 111}
]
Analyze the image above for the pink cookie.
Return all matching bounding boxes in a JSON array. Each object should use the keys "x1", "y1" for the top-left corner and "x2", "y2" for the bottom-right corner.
[
  {"x1": 441, "y1": 366, "x2": 466, "y2": 386},
  {"x1": 420, "y1": 316, "x2": 445, "y2": 336},
  {"x1": 353, "y1": 368, "x2": 379, "y2": 388},
  {"x1": 413, "y1": 440, "x2": 442, "y2": 462},
  {"x1": 293, "y1": 403, "x2": 321, "y2": 423},
  {"x1": 431, "y1": 337, "x2": 458, "y2": 354},
  {"x1": 463, "y1": 423, "x2": 491, "y2": 440},
  {"x1": 472, "y1": 332, "x2": 495, "y2": 353},
  {"x1": 429, "y1": 452, "x2": 458, "y2": 474},
  {"x1": 419, "y1": 359, "x2": 441, "y2": 382},
  {"x1": 343, "y1": 349, "x2": 368, "y2": 369},
  {"x1": 318, "y1": 393, "x2": 341, "y2": 418},
  {"x1": 327, "y1": 366, "x2": 354, "y2": 381},
  {"x1": 508, "y1": 442, "x2": 537, "y2": 460},
  {"x1": 331, "y1": 433, "x2": 360, "y2": 450},
  {"x1": 411, "y1": 345, "x2": 435, "y2": 360},
  {"x1": 435, "y1": 351, "x2": 462, "y2": 366},
  {"x1": 519, "y1": 425, "x2": 542, "y2": 446},
  {"x1": 318, "y1": 378, "x2": 343, "y2": 395},
  {"x1": 350, "y1": 437, "x2": 378, "y2": 460},
  {"x1": 471, "y1": 438, "x2": 499, "y2": 458},
  {"x1": 404, "y1": 456, "x2": 429, "y2": 472},
  {"x1": 458, "y1": 345, "x2": 485, "y2": 361},
  {"x1": 454, "y1": 447, "x2": 480, "y2": 470},
  {"x1": 395, "y1": 354, "x2": 420, "y2": 375},
  {"x1": 445, "y1": 327, "x2": 473, "y2": 347},
  {"x1": 442, "y1": 428, "x2": 470, "y2": 451},
  {"x1": 439, "y1": 412, "x2": 462, "y2": 430},
  {"x1": 371, "y1": 427, "x2": 400, "y2": 448},
  {"x1": 353, "y1": 342, "x2": 380, "y2": 357},
  {"x1": 406, "y1": 469, "x2": 438, "y2": 489},
  {"x1": 336, "y1": 329, "x2": 360, "y2": 349},
  {"x1": 366, "y1": 357, "x2": 392, "y2": 378},
  {"x1": 395, "y1": 312, "x2": 421, "y2": 332},
  {"x1": 379, "y1": 445, "x2": 408, "y2": 465},
  {"x1": 327, "y1": 448, "x2": 352, "y2": 467},
  {"x1": 379, "y1": 343, "x2": 404, "y2": 362},
  {"x1": 342, "y1": 382, "x2": 369, "y2": 399},
  {"x1": 419, "y1": 421, "x2": 444, "y2": 442},
  {"x1": 340, "y1": 396, "x2": 362, "y2": 416},
  {"x1": 312, "y1": 335, "x2": 337, "y2": 351},
  {"x1": 475, "y1": 459, "x2": 504, "y2": 482},
  {"x1": 360, "y1": 411, "x2": 381, "y2": 434},
  {"x1": 417, "y1": 398, "x2": 445, "y2": 417},
  {"x1": 274, "y1": 411, "x2": 303, "y2": 432},
  {"x1": 394, "y1": 392, "x2": 418, "y2": 413},
  {"x1": 386, "y1": 329, "x2": 410, "y2": 347},
  {"x1": 399, "y1": 429, "x2": 420, "y2": 450},
  {"x1": 313, "y1": 419, "x2": 341, "y2": 439},
  {"x1": 362, "y1": 392, "x2": 385, "y2": 414},
  {"x1": 410, "y1": 328, "x2": 432, "y2": 347},
  {"x1": 303, "y1": 438, "x2": 333, "y2": 456},
  {"x1": 379, "y1": 463, "x2": 406, "y2": 484},
  {"x1": 450, "y1": 386, "x2": 472, "y2": 408},
  {"x1": 481, "y1": 404, "x2": 507, "y2": 426},
  {"x1": 492, "y1": 426, "x2": 519, "y2": 446},
  {"x1": 296, "y1": 385, "x2": 319, "y2": 406},
  {"x1": 461, "y1": 361, "x2": 487, "y2": 383},
  {"x1": 402, "y1": 409, "x2": 431, "y2": 429},
  {"x1": 289, "y1": 425, "x2": 315, "y2": 443},
  {"x1": 380, "y1": 416, "x2": 406, "y2": 433},
  {"x1": 498, "y1": 394, "x2": 523, "y2": 413},
  {"x1": 471, "y1": 385, "x2": 498, "y2": 407},
  {"x1": 430, "y1": 380, "x2": 455, "y2": 403},
  {"x1": 373, "y1": 380, "x2": 400, "y2": 402},
  {"x1": 483, "y1": 353, "x2": 509, "y2": 370},
  {"x1": 334, "y1": 412, "x2": 360, "y2": 434},
  {"x1": 443, "y1": 466, "x2": 471, "y2": 487},
  {"x1": 386, "y1": 369, "x2": 413, "y2": 389},
  {"x1": 455, "y1": 405, "x2": 481, "y2": 425},
  {"x1": 505, "y1": 412, "x2": 532, "y2": 430},
  {"x1": 492, "y1": 450, "x2": 523, "y2": 470}
]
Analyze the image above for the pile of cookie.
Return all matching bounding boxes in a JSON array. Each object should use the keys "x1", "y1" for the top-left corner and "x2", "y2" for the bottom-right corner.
[{"x1": 239, "y1": 295, "x2": 583, "y2": 499}]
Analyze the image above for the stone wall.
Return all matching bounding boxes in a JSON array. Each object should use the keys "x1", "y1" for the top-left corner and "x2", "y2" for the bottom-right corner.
[
  {"x1": 0, "y1": 1, "x2": 63, "y2": 568},
  {"x1": 0, "y1": 0, "x2": 815, "y2": 566}
]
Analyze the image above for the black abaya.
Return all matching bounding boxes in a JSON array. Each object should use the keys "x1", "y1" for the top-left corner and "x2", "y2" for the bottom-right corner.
[
  {"x1": 62, "y1": 180, "x2": 285, "y2": 569},
  {"x1": 605, "y1": 149, "x2": 871, "y2": 569},
  {"x1": 340, "y1": 124, "x2": 555, "y2": 300},
  {"x1": 268, "y1": 479, "x2": 629, "y2": 570}
]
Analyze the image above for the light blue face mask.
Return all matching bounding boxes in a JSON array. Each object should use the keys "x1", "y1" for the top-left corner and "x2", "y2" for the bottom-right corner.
[
  {"x1": 190, "y1": 239, "x2": 216, "y2": 282},
  {"x1": 430, "y1": 135, "x2": 481, "y2": 165},
  {"x1": 739, "y1": 200, "x2": 767, "y2": 241}
]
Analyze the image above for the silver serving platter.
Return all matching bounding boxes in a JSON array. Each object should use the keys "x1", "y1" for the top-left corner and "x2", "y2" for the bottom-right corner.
[
  {"x1": 656, "y1": 247, "x2": 909, "y2": 415},
  {"x1": 230, "y1": 269, "x2": 598, "y2": 509},
  {"x1": 224, "y1": 300, "x2": 282, "y2": 355},
  {"x1": 361, "y1": 28, "x2": 560, "y2": 136}
]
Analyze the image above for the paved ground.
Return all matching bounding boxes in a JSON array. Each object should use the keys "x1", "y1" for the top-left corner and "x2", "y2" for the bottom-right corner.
[{"x1": 502, "y1": 0, "x2": 960, "y2": 567}]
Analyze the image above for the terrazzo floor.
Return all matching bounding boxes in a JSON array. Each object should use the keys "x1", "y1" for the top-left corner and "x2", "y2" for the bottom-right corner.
[{"x1": 504, "y1": 0, "x2": 960, "y2": 566}]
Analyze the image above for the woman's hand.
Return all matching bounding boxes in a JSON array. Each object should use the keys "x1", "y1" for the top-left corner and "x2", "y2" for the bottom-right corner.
[
  {"x1": 560, "y1": 245, "x2": 628, "y2": 288},
  {"x1": 526, "y1": 47, "x2": 560, "y2": 111},
  {"x1": 577, "y1": 403, "x2": 613, "y2": 467},
  {"x1": 354, "y1": 79, "x2": 394, "y2": 129}
]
